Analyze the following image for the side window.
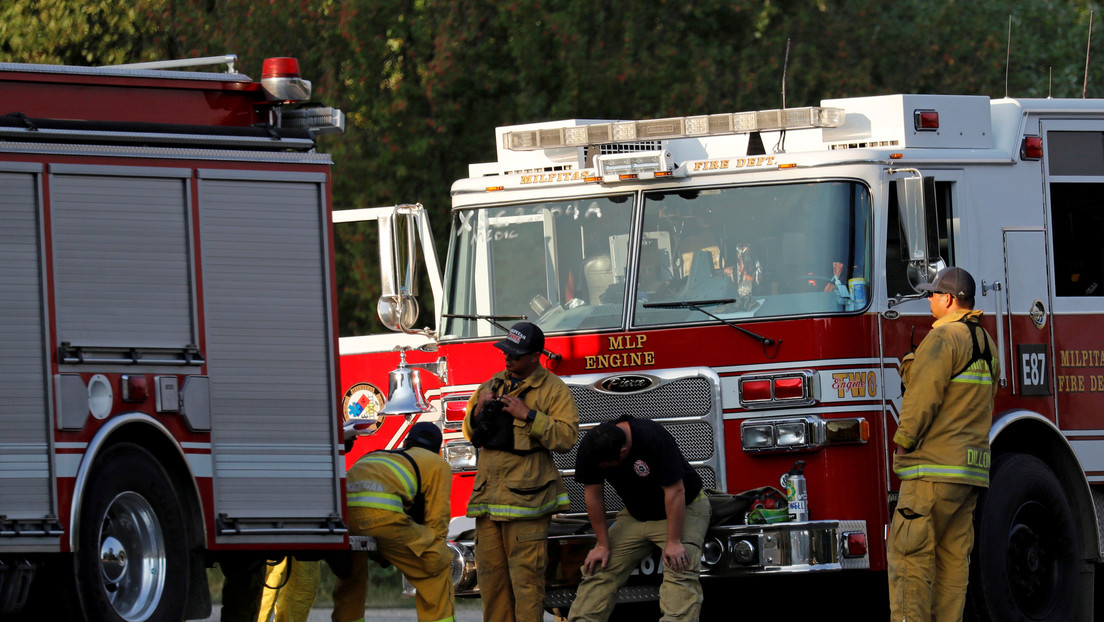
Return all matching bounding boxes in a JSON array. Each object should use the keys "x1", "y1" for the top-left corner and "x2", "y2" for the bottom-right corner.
[
  {"x1": 1048, "y1": 131, "x2": 1104, "y2": 297},
  {"x1": 1051, "y1": 183, "x2": 1104, "y2": 296},
  {"x1": 885, "y1": 179, "x2": 956, "y2": 297}
]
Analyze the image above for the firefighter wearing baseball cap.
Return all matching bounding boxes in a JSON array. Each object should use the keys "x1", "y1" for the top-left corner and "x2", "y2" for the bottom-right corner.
[
  {"x1": 332, "y1": 422, "x2": 454, "y2": 622},
  {"x1": 888, "y1": 266, "x2": 999, "y2": 622},
  {"x1": 462, "y1": 322, "x2": 580, "y2": 622}
]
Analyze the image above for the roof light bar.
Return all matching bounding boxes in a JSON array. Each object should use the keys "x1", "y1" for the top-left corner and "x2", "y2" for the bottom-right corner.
[
  {"x1": 594, "y1": 150, "x2": 674, "y2": 182},
  {"x1": 281, "y1": 106, "x2": 346, "y2": 134},
  {"x1": 503, "y1": 106, "x2": 845, "y2": 151}
]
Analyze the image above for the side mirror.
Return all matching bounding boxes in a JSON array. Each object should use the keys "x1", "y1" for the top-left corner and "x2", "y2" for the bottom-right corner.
[
  {"x1": 377, "y1": 210, "x2": 420, "y2": 332},
  {"x1": 896, "y1": 175, "x2": 928, "y2": 263},
  {"x1": 895, "y1": 175, "x2": 942, "y2": 293}
]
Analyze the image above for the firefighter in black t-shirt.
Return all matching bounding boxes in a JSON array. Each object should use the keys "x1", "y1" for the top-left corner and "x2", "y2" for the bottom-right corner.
[{"x1": 568, "y1": 415, "x2": 711, "y2": 621}]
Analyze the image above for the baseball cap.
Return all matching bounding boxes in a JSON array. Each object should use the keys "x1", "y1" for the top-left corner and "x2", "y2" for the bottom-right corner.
[
  {"x1": 404, "y1": 421, "x2": 443, "y2": 454},
  {"x1": 917, "y1": 266, "x2": 975, "y2": 298},
  {"x1": 494, "y1": 321, "x2": 545, "y2": 356}
]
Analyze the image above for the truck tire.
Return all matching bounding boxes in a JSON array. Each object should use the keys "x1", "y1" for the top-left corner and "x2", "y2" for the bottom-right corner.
[
  {"x1": 76, "y1": 443, "x2": 189, "y2": 622},
  {"x1": 968, "y1": 453, "x2": 1079, "y2": 621}
]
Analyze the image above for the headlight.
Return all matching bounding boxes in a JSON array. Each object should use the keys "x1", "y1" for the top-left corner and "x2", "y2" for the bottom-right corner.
[
  {"x1": 774, "y1": 421, "x2": 808, "y2": 447},
  {"x1": 741, "y1": 424, "x2": 774, "y2": 450},
  {"x1": 740, "y1": 416, "x2": 868, "y2": 453},
  {"x1": 443, "y1": 440, "x2": 477, "y2": 471}
]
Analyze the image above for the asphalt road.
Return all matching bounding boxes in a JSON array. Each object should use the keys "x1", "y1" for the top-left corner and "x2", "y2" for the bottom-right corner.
[{"x1": 201, "y1": 605, "x2": 552, "y2": 621}]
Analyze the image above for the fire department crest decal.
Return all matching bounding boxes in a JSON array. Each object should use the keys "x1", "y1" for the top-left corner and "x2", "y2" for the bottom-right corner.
[
  {"x1": 342, "y1": 382, "x2": 386, "y2": 421},
  {"x1": 633, "y1": 460, "x2": 650, "y2": 477}
]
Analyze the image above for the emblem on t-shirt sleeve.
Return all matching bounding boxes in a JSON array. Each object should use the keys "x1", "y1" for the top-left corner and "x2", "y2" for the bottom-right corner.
[{"x1": 633, "y1": 460, "x2": 650, "y2": 477}]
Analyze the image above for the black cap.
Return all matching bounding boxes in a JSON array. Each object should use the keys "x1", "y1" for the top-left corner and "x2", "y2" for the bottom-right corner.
[
  {"x1": 494, "y1": 321, "x2": 545, "y2": 356},
  {"x1": 404, "y1": 422, "x2": 443, "y2": 454},
  {"x1": 917, "y1": 266, "x2": 976, "y2": 299}
]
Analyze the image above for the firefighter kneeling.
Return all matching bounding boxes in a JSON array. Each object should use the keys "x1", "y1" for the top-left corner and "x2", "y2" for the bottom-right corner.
[{"x1": 332, "y1": 422, "x2": 455, "y2": 622}]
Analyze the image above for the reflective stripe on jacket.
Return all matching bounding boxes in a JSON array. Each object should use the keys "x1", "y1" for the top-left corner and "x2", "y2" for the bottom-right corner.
[
  {"x1": 345, "y1": 446, "x2": 452, "y2": 540},
  {"x1": 463, "y1": 366, "x2": 580, "y2": 520},
  {"x1": 893, "y1": 309, "x2": 998, "y2": 487}
]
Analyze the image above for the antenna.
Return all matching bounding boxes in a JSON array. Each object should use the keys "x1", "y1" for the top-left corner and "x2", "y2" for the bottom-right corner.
[
  {"x1": 1049, "y1": 67, "x2": 1054, "y2": 99},
  {"x1": 1084, "y1": 10, "x2": 1094, "y2": 98},
  {"x1": 1005, "y1": 15, "x2": 1012, "y2": 98},
  {"x1": 781, "y1": 37, "x2": 791, "y2": 110}
]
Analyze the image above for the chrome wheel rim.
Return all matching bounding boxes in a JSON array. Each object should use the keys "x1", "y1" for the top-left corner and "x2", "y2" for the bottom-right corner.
[{"x1": 98, "y1": 491, "x2": 166, "y2": 621}]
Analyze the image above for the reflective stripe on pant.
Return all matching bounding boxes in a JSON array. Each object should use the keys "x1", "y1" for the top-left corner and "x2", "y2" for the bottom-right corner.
[
  {"x1": 888, "y1": 479, "x2": 979, "y2": 622},
  {"x1": 257, "y1": 558, "x2": 320, "y2": 622},
  {"x1": 568, "y1": 493, "x2": 711, "y2": 622},
  {"x1": 332, "y1": 508, "x2": 455, "y2": 622},
  {"x1": 474, "y1": 515, "x2": 551, "y2": 622}
]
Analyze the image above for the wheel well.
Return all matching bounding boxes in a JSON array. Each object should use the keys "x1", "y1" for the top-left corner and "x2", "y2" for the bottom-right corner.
[
  {"x1": 102, "y1": 422, "x2": 206, "y2": 550},
  {"x1": 990, "y1": 411, "x2": 1101, "y2": 562},
  {"x1": 73, "y1": 418, "x2": 207, "y2": 558}
]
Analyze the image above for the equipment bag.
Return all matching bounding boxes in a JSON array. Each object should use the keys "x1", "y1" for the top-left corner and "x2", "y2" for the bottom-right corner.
[{"x1": 706, "y1": 486, "x2": 788, "y2": 526}]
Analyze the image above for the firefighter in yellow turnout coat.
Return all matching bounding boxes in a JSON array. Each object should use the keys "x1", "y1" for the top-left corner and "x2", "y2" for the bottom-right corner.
[
  {"x1": 333, "y1": 422, "x2": 454, "y2": 622},
  {"x1": 463, "y1": 322, "x2": 580, "y2": 622},
  {"x1": 888, "y1": 267, "x2": 999, "y2": 622}
]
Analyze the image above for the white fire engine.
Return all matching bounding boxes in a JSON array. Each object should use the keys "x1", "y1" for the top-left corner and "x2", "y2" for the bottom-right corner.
[
  {"x1": 342, "y1": 93, "x2": 1104, "y2": 618},
  {"x1": 0, "y1": 55, "x2": 348, "y2": 620}
]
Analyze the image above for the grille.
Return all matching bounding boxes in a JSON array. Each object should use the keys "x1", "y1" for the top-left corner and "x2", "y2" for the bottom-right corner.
[
  {"x1": 568, "y1": 377, "x2": 712, "y2": 424},
  {"x1": 562, "y1": 466, "x2": 717, "y2": 515},
  {"x1": 557, "y1": 374, "x2": 719, "y2": 515},
  {"x1": 554, "y1": 420, "x2": 715, "y2": 472}
]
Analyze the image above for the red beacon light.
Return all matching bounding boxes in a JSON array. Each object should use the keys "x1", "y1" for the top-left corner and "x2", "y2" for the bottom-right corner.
[
  {"x1": 913, "y1": 109, "x2": 939, "y2": 131},
  {"x1": 261, "y1": 57, "x2": 311, "y2": 103},
  {"x1": 1021, "y1": 135, "x2": 1043, "y2": 160}
]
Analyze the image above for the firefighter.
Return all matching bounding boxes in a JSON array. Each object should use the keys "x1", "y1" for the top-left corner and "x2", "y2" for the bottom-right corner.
[
  {"x1": 888, "y1": 266, "x2": 999, "y2": 622},
  {"x1": 462, "y1": 322, "x2": 580, "y2": 622},
  {"x1": 332, "y1": 422, "x2": 454, "y2": 622},
  {"x1": 567, "y1": 416, "x2": 710, "y2": 622},
  {"x1": 256, "y1": 557, "x2": 320, "y2": 622}
]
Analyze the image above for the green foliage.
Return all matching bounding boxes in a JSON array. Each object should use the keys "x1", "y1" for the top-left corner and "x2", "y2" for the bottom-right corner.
[
  {"x1": 5, "y1": 0, "x2": 1104, "y2": 337},
  {"x1": 0, "y1": 0, "x2": 162, "y2": 64}
]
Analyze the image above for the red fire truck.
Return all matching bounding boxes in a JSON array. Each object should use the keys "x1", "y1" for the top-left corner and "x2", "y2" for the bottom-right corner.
[
  {"x1": 0, "y1": 56, "x2": 348, "y2": 620},
  {"x1": 340, "y1": 94, "x2": 1104, "y2": 619}
]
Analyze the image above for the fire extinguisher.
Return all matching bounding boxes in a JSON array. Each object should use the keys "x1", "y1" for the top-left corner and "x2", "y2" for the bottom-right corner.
[{"x1": 781, "y1": 460, "x2": 808, "y2": 522}]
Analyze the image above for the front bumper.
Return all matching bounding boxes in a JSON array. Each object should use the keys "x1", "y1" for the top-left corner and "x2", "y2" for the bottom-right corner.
[{"x1": 450, "y1": 518, "x2": 869, "y2": 604}]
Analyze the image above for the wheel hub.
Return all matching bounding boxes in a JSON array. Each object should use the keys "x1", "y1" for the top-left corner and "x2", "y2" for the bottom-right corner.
[
  {"x1": 98, "y1": 491, "x2": 167, "y2": 621},
  {"x1": 100, "y1": 536, "x2": 128, "y2": 584},
  {"x1": 1006, "y1": 501, "x2": 1057, "y2": 616}
]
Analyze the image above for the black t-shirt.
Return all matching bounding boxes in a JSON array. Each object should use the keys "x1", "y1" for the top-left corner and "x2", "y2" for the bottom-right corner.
[{"x1": 575, "y1": 416, "x2": 702, "y2": 521}]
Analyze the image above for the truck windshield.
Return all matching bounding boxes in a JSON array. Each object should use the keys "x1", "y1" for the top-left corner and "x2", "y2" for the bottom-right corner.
[
  {"x1": 441, "y1": 181, "x2": 870, "y2": 339},
  {"x1": 634, "y1": 181, "x2": 871, "y2": 326},
  {"x1": 441, "y1": 195, "x2": 635, "y2": 338}
]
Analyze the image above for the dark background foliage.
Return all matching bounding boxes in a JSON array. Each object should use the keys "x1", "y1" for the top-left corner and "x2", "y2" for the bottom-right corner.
[{"x1": 4, "y1": 0, "x2": 1101, "y2": 335}]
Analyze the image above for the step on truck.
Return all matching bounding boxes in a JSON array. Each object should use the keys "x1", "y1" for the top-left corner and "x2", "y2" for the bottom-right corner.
[{"x1": 0, "y1": 55, "x2": 348, "y2": 620}]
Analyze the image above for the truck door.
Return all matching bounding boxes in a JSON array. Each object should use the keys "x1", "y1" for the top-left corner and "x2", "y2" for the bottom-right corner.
[
  {"x1": 1042, "y1": 121, "x2": 1104, "y2": 457},
  {"x1": 199, "y1": 170, "x2": 344, "y2": 541},
  {"x1": 1002, "y1": 227, "x2": 1051, "y2": 400},
  {"x1": 0, "y1": 165, "x2": 60, "y2": 547}
]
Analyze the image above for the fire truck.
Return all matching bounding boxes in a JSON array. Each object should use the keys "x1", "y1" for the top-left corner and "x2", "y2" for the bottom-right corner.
[
  {"x1": 339, "y1": 93, "x2": 1104, "y2": 619},
  {"x1": 0, "y1": 56, "x2": 348, "y2": 620}
]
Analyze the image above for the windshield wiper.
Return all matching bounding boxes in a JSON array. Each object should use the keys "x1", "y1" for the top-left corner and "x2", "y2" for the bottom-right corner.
[
  {"x1": 442, "y1": 313, "x2": 562, "y2": 360},
  {"x1": 442, "y1": 313, "x2": 526, "y2": 333},
  {"x1": 643, "y1": 299, "x2": 781, "y2": 356}
]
